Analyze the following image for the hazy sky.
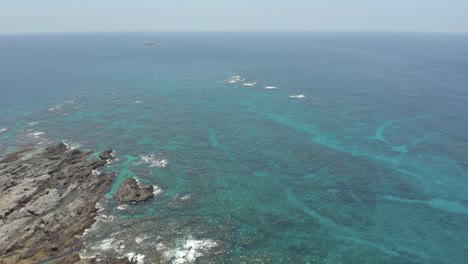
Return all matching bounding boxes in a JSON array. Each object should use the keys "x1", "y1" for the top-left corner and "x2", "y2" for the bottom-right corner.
[{"x1": 1, "y1": 0, "x2": 467, "y2": 33}]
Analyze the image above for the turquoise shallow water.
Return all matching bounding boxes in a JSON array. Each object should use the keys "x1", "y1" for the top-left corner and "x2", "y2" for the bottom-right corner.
[{"x1": 1, "y1": 32, "x2": 468, "y2": 263}]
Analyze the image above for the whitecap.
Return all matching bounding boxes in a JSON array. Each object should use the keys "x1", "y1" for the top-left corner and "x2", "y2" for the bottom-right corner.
[
  {"x1": 95, "y1": 202, "x2": 105, "y2": 213},
  {"x1": 29, "y1": 131, "x2": 44, "y2": 138},
  {"x1": 27, "y1": 122, "x2": 39, "y2": 127},
  {"x1": 153, "y1": 185, "x2": 163, "y2": 196},
  {"x1": 93, "y1": 238, "x2": 115, "y2": 251},
  {"x1": 264, "y1": 86, "x2": 277, "y2": 89},
  {"x1": 134, "y1": 100, "x2": 144, "y2": 104},
  {"x1": 225, "y1": 75, "x2": 245, "y2": 83},
  {"x1": 289, "y1": 94, "x2": 306, "y2": 98},
  {"x1": 135, "y1": 236, "x2": 148, "y2": 244},
  {"x1": 180, "y1": 194, "x2": 192, "y2": 201},
  {"x1": 243, "y1": 82, "x2": 256, "y2": 86},
  {"x1": 61, "y1": 141, "x2": 81, "y2": 150},
  {"x1": 0, "y1": 128, "x2": 7, "y2": 134},
  {"x1": 117, "y1": 204, "x2": 128, "y2": 210},
  {"x1": 76, "y1": 202, "x2": 108, "y2": 238},
  {"x1": 125, "y1": 253, "x2": 145, "y2": 264},
  {"x1": 92, "y1": 237, "x2": 125, "y2": 252},
  {"x1": 156, "y1": 242, "x2": 166, "y2": 251},
  {"x1": 162, "y1": 237, "x2": 219, "y2": 264},
  {"x1": 65, "y1": 100, "x2": 75, "y2": 104},
  {"x1": 26, "y1": 131, "x2": 48, "y2": 144},
  {"x1": 141, "y1": 154, "x2": 168, "y2": 168},
  {"x1": 48, "y1": 104, "x2": 63, "y2": 111}
]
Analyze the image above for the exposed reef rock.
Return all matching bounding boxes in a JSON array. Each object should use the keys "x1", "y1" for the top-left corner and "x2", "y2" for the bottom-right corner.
[
  {"x1": 0, "y1": 147, "x2": 33, "y2": 164},
  {"x1": 0, "y1": 143, "x2": 118, "y2": 263},
  {"x1": 114, "y1": 178, "x2": 154, "y2": 203},
  {"x1": 98, "y1": 149, "x2": 114, "y2": 161}
]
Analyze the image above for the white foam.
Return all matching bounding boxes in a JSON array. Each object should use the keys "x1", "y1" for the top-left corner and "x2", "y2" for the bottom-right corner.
[
  {"x1": 77, "y1": 202, "x2": 117, "y2": 240},
  {"x1": 135, "y1": 236, "x2": 148, "y2": 244},
  {"x1": 134, "y1": 100, "x2": 144, "y2": 104},
  {"x1": 125, "y1": 253, "x2": 145, "y2": 264},
  {"x1": 28, "y1": 131, "x2": 48, "y2": 143},
  {"x1": 93, "y1": 238, "x2": 115, "y2": 251},
  {"x1": 180, "y1": 194, "x2": 192, "y2": 201},
  {"x1": 225, "y1": 75, "x2": 245, "y2": 83},
  {"x1": 134, "y1": 177, "x2": 142, "y2": 186},
  {"x1": 0, "y1": 128, "x2": 7, "y2": 134},
  {"x1": 65, "y1": 99, "x2": 75, "y2": 104},
  {"x1": 95, "y1": 202, "x2": 106, "y2": 213},
  {"x1": 264, "y1": 86, "x2": 277, "y2": 89},
  {"x1": 92, "y1": 237, "x2": 126, "y2": 252},
  {"x1": 79, "y1": 250, "x2": 94, "y2": 260},
  {"x1": 48, "y1": 104, "x2": 63, "y2": 111},
  {"x1": 141, "y1": 154, "x2": 168, "y2": 168},
  {"x1": 117, "y1": 204, "x2": 129, "y2": 210},
  {"x1": 162, "y1": 237, "x2": 218, "y2": 264},
  {"x1": 289, "y1": 94, "x2": 306, "y2": 98},
  {"x1": 243, "y1": 82, "x2": 256, "y2": 86},
  {"x1": 153, "y1": 185, "x2": 162, "y2": 196},
  {"x1": 27, "y1": 122, "x2": 39, "y2": 127},
  {"x1": 61, "y1": 141, "x2": 81, "y2": 150},
  {"x1": 29, "y1": 131, "x2": 44, "y2": 138},
  {"x1": 80, "y1": 239, "x2": 144, "y2": 263},
  {"x1": 156, "y1": 242, "x2": 166, "y2": 251}
]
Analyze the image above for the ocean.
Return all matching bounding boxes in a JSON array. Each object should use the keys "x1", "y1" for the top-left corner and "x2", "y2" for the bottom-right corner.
[{"x1": 1, "y1": 32, "x2": 467, "y2": 263}]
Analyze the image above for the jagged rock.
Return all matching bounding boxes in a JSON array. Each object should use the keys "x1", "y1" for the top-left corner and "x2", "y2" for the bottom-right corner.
[
  {"x1": 0, "y1": 143, "x2": 117, "y2": 263},
  {"x1": 41, "y1": 142, "x2": 69, "y2": 159},
  {"x1": 114, "y1": 178, "x2": 154, "y2": 203},
  {"x1": 99, "y1": 149, "x2": 114, "y2": 161},
  {"x1": 0, "y1": 147, "x2": 32, "y2": 163},
  {"x1": 0, "y1": 152, "x2": 22, "y2": 163}
]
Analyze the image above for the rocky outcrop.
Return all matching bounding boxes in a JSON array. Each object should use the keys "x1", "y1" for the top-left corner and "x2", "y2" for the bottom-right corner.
[
  {"x1": 0, "y1": 147, "x2": 33, "y2": 164},
  {"x1": 98, "y1": 149, "x2": 114, "y2": 161},
  {"x1": 114, "y1": 178, "x2": 154, "y2": 203},
  {"x1": 0, "y1": 143, "x2": 117, "y2": 263}
]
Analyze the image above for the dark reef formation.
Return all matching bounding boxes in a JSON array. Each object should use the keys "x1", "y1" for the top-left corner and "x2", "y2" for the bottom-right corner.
[
  {"x1": 0, "y1": 147, "x2": 33, "y2": 164},
  {"x1": 114, "y1": 178, "x2": 154, "y2": 203},
  {"x1": 0, "y1": 143, "x2": 133, "y2": 264},
  {"x1": 98, "y1": 149, "x2": 114, "y2": 161}
]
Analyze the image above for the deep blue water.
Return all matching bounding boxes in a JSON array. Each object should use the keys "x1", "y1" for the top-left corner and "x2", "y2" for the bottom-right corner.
[{"x1": 1, "y1": 32, "x2": 468, "y2": 263}]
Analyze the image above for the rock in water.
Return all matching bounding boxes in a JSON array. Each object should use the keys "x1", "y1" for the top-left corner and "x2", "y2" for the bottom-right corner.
[
  {"x1": 99, "y1": 149, "x2": 114, "y2": 161},
  {"x1": 0, "y1": 143, "x2": 119, "y2": 263},
  {"x1": 114, "y1": 178, "x2": 154, "y2": 203}
]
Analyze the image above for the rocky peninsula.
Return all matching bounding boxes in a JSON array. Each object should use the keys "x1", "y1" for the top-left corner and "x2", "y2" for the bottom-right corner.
[{"x1": 0, "y1": 143, "x2": 139, "y2": 263}]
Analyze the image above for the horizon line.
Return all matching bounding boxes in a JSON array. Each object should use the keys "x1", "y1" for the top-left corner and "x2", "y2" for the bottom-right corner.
[{"x1": 1, "y1": 29, "x2": 468, "y2": 35}]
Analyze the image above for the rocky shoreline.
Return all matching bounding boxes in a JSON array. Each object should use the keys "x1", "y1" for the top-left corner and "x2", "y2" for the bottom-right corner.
[{"x1": 0, "y1": 143, "x2": 141, "y2": 263}]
